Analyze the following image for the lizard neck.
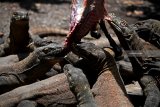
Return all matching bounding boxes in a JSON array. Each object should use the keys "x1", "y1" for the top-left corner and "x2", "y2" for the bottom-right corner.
[
  {"x1": 9, "y1": 21, "x2": 31, "y2": 53},
  {"x1": 12, "y1": 52, "x2": 40, "y2": 73}
]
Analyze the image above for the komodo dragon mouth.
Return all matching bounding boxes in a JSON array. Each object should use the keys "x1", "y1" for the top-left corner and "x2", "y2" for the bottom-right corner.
[
  {"x1": 107, "y1": 13, "x2": 128, "y2": 34},
  {"x1": 36, "y1": 43, "x2": 65, "y2": 61}
]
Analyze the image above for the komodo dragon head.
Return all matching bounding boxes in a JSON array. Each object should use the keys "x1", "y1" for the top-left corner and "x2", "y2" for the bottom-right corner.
[
  {"x1": 35, "y1": 43, "x2": 66, "y2": 63},
  {"x1": 10, "y1": 11, "x2": 29, "y2": 33},
  {"x1": 71, "y1": 42, "x2": 115, "y2": 75},
  {"x1": 71, "y1": 42, "x2": 106, "y2": 62},
  {"x1": 106, "y1": 13, "x2": 131, "y2": 37},
  {"x1": 11, "y1": 11, "x2": 29, "y2": 22}
]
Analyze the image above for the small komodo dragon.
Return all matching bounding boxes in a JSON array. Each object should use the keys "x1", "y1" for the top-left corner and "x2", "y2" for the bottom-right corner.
[
  {"x1": 0, "y1": 11, "x2": 70, "y2": 57},
  {"x1": 0, "y1": 11, "x2": 32, "y2": 56}
]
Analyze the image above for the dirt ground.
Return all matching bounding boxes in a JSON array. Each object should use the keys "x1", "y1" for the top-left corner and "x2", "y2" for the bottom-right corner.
[
  {"x1": 0, "y1": 0, "x2": 159, "y2": 37},
  {"x1": 0, "y1": 0, "x2": 159, "y2": 48}
]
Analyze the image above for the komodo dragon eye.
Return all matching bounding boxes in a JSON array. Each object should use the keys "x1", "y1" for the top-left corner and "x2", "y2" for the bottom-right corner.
[
  {"x1": 13, "y1": 12, "x2": 18, "y2": 16},
  {"x1": 12, "y1": 12, "x2": 18, "y2": 18},
  {"x1": 120, "y1": 21, "x2": 128, "y2": 27},
  {"x1": 43, "y1": 48, "x2": 52, "y2": 54}
]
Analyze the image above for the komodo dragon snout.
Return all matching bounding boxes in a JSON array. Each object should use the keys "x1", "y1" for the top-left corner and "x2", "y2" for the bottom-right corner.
[{"x1": 35, "y1": 43, "x2": 65, "y2": 61}]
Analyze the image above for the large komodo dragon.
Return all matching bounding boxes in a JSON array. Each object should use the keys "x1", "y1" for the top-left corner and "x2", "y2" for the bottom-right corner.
[
  {"x1": 0, "y1": 43, "x2": 64, "y2": 94},
  {"x1": 107, "y1": 13, "x2": 160, "y2": 107},
  {"x1": 0, "y1": 42, "x2": 133, "y2": 107}
]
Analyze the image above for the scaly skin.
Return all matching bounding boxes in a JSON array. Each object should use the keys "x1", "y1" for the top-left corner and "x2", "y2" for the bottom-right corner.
[
  {"x1": 131, "y1": 19, "x2": 160, "y2": 48},
  {"x1": 0, "y1": 73, "x2": 73, "y2": 107},
  {"x1": 0, "y1": 42, "x2": 133, "y2": 107},
  {"x1": 0, "y1": 11, "x2": 32, "y2": 56},
  {"x1": 71, "y1": 42, "x2": 133, "y2": 107},
  {"x1": 0, "y1": 11, "x2": 68, "y2": 56},
  {"x1": 64, "y1": 64, "x2": 97, "y2": 107},
  {"x1": 0, "y1": 43, "x2": 65, "y2": 94},
  {"x1": 108, "y1": 13, "x2": 159, "y2": 76},
  {"x1": 99, "y1": 20, "x2": 122, "y2": 58},
  {"x1": 107, "y1": 13, "x2": 160, "y2": 107},
  {"x1": 140, "y1": 75, "x2": 160, "y2": 107},
  {"x1": 9, "y1": 11, "x2": 31, "y2": 53}
]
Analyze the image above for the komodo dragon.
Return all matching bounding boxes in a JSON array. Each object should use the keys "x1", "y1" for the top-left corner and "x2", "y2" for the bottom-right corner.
[
  {"x1": 0, "y1": 10, "x2": 104, "y2": 56},
  {"x1": 0, "y1": 42, "x2": 133, "y2": 107},
  {"x1": 0, "y1": 11, "x2": 71, "y2": 57},
  {"x1": 64, "y1": 64, "x2": 97, "y2": 107},
  {"x1": 15, "y1": 64, "x2": 97, "y2": 107},
  {"x1": 131, "y1": 19, "x2": 160, "y2": 48},
  {"x1": 107, "y1": 13, "x2": 160, "y2": 107},
  {"x1": 67, "y1": 42, "x2": 133, "y2": 107},
  {"x1": 0, "y1": 43, "x2": 64, "y2": 94},
  {"x1": 0, "y1": 11, "x2": 32, "y2": 56}
]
